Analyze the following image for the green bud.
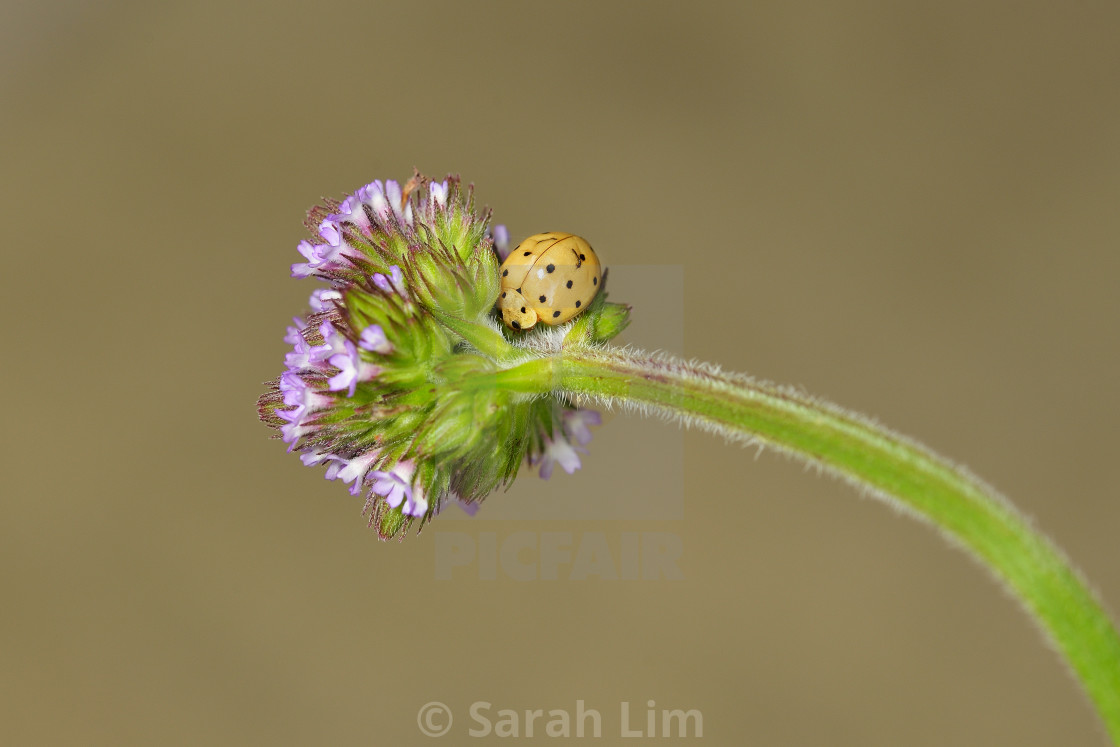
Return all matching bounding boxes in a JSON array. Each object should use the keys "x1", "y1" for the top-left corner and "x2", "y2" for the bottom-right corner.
[
  {"x1": 590, "y1": 301, "x2": 631, "y2": 343},
  {"x1": 562, "y1": 271, "x2": 630, "y2": 346}
]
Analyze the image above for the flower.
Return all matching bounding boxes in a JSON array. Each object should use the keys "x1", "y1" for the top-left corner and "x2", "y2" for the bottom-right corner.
[
  {"x1": 533, "y1": 435, "x2": 584, "y2": 480},
  {"x1": 404, "y1": 484, "x2": 429, "y2": 517},
  {"x1": 283, "y1": 319, "x2": 303, "y2": 345},
  {"x1": 334, "y1": 450, "x2": 381, "y2": 496},
  {"x1": 358, "y1": 325, "x2": 392, "y2": 354},
  {"x1": 285, "y1": 335, "x2": 318, "y2": 372},
  {"x1": 491, "y1": 224, "x2": 510, "y2": 261},
  {"x1": 310, "y1": 321, "x2": 348, "y2": 364},
  {"x1": 327, "y1": 340, "x2": 380, "y2": 397},
  {"x1": 309, "y1": 288, "x2": 342, "y2": 312},
  {"x1": 300, "y1": 450, "x2": 336, "y2": 467},
  {"x1": 277, "y1": 406, "x2": 317, "y2": 450},
  {"x1": 372, "y1": 265, "x2": 404, "y2": 294},
  {"x1": 370, "y1": 461, "x2": 427, "y2": 516},
  {"x1": 318, "y1": 218, "x2": 342, "y2": 245},
  {"x1": 447, "y1": 493, "x2": 481, "y2": 516},
  {"x1": 291, "y1": 240, "x2": 338, "y2": 279},
  {"x1": 330, "y1": 193, "x2": 372, "y2": 235},
  {"x1": 260, "y1": 173, "x2": 628, "y2": 539},
  {"x1": 279, "y1": 371, "x2": 331, "y2": 410},
  {"x1": 290, "y1": 214, "x2": 367, "y2": 279},
  {"x1": 429, "y1": 180, "x2": 448, "y2": 207},
  {"x1": 562, "y1": 409, "x2": 602, "y2": 446},
  {"x1": 359, "y1": 179, "x2": 413, "y2": 227}
]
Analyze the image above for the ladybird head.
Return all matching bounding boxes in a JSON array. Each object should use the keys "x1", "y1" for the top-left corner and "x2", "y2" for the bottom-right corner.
[{"x1": 497, "y1": 288, "x2": 538, "y2": 331}]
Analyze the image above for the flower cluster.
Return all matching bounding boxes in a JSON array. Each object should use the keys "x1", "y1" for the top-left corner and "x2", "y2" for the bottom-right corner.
[{"x1": 258, "y1": 174, "x2": 628, "y2": 539}]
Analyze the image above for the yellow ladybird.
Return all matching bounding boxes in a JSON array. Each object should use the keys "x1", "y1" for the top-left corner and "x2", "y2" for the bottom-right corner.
[{"x1": 496, "y1": 232, "x2": 603, "y2": 330}]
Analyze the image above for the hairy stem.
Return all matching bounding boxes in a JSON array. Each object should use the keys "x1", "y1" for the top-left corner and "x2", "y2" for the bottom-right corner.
[{"x1": 550, "y1": 345, "x2": 1120, "y2": 741}]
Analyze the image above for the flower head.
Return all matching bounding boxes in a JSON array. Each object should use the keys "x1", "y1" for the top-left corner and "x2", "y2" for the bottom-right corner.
[{"x1": 259, "y1": 172, "x2": 628, "y2": 539}]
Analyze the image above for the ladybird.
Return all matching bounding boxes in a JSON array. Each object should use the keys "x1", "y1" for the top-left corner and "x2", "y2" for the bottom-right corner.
[{"x1": 496, "y1": 232, "x2": 603, "y2": 330}]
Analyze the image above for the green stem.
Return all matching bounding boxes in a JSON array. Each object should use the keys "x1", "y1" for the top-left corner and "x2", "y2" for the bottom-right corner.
[
  {"x1": 554, "y1": 345, "x2": 1120, "y2": 741},
  {"x1": 461, "y1": 358, "x2": 556, "y2": 394}
]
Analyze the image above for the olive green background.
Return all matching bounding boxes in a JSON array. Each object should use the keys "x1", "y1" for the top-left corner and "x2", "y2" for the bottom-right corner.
[{"x1": 3, "y1": 1, "x2": 1118, "y2": 744}]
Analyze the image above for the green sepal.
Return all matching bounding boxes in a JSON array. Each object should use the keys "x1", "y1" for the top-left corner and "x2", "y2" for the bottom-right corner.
[
  {"x1": 590, "y1": 302, "x2": 631, "y2": 343},
  {"x1": 562, "y1": 275, "x2": 631, "y2": 346}
]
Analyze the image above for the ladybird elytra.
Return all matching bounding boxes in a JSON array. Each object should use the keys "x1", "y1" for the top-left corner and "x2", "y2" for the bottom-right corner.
[{"x1": 496, "y1": 232, "x2": 603, "y2": 330}]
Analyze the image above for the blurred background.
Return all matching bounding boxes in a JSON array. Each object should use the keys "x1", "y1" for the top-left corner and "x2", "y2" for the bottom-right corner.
[{"x1": 3, "y1": 1, "x2": 1119, "y2": 744}]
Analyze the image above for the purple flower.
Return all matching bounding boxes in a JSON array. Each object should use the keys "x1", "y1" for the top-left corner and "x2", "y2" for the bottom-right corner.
[
  {"x1": 279, "y1": 371, "x2": 331, "y2": 410},
  {"x1": 372, "y1": 264, "x2": 405, "y2": 294},
  {"x1": 318, "y1": 218, "x2": 342, "y2": 246},
  {"x1": 291, "y1": 239, "x2": 346, "y2": 279},
  {"x1": 291, "y1": 216, "x2": 364, "y2": 279},
  {"x1": 327, "y1": 340, "x2": 380, "y2": 397},
  {"x1": 562, "y1": 409, "x2": 602, "y2": 446},
  {"x1": 404, "y1": 484, "x2": 429, "y2": 517},
  {"x1": 360, "y1": 179, "x2": 413, "y2": 226},
  {"x1": 429, "y1": 180, "x2": 448, "y2": 207},
  {"x1": 369, "y1": 460, "x2": 427, "y2": 516},
  {"x1": 285, "y1": 336, "x2": 318, "y2": 371},
  {"x1": 358, "y1": 324, "x2": 392, "y2": 354},
  {"x1": 491, "y1": 224, "x2": 510, "y2": 261},
  {"x1": 278, "y1": 406, "x2": 317, "y2": 450},
  {"x1": 533, "y1": 435, "x2": 584, "y2": 480},
  {"x1": 300, "y1": 450, "x2": 337, "y2": 467},
  {"x1": 333, "y1": 450, "x2": 381, "y2": 496},
  {"x1": 356, "y1": 180, "x2": 379, "y2": 204},
  {"x1": 283, "y1": 319, "x2": 303, "y2": 346},
  {"x1": 323, "y1": 460, "x2": 344, "y2": 481},
  {"x1": 308, "y1": 288, "x2": 343, "y2": 312},
  {"x1": 309, "y1": 321, "x2": 348, "y2": 364},
  {"x1": 331, "y1": 194, "x2": 372, "y2": 235},
  {"x1": 301, "y1": 450, "x2": 347, "y2": 481},
  {"x1": 450, "y1": 494, "x2": 481, "y2": 516}
]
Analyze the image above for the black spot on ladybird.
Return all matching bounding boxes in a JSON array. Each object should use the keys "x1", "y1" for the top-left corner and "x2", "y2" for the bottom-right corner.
[
  {"x1": 539, "y1": 295, "x2": 546, "y2": 302},
  {"x1": 552, "y1": 310, "x2": 561, "y2": 318},
  {"x1": 575, "y1": 300, "x2": 581, "y2": 308},
  {"x1": 545, "y1": 263, "x2": 555, "y2": 273},
  {"x1": 523, "y1": 251, "x2": 532, "y2": 256},
  {"x1": 579, "y1": 253, "x2": 586, "y2": 261},
  {"x1": 592, "y1": 277, "x2": 597, "y2": 285},
  {"x1": 512, "y1": 320, "x2": 521, "y2": 329},
  {"x1": 502, "y1": 269, "x2": 508, "y2": 277},
  {"x1": 566, "y1": 280, "x2": 573, "y2": 289},
  {"x1": 501, "y1": 292, "x2": 506, "y2": 298},
  {"x1": 520, "y1": 307, "x2": 526, "y2": 313}
]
